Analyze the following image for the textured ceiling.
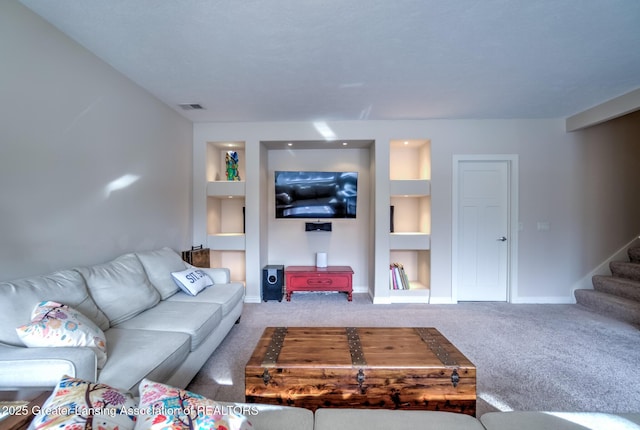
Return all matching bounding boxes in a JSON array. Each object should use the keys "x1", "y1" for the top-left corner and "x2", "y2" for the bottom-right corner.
[{"x1": 19, "y1": 0, "x2": 640, "y2": 123}]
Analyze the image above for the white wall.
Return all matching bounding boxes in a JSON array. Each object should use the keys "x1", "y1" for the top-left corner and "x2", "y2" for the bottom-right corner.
[
  {"x1": 565, "y1": 110, "x2": 640, "y2": 282},
  {"x1": 0, "y1": 2, "x2": 193, "y2": 280},
  {"x1": 194, "y1": 115, "x2": 640, "y2": 303}
]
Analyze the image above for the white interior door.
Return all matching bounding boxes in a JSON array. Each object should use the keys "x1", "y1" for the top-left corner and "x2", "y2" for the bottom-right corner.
[{"x1": 456, "y1": 160, "x2": 510, "y2": 301}]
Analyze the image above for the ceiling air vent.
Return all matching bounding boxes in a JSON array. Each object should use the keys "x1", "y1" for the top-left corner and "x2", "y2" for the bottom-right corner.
[{"x1": 178, "y1": 103, "x2": 205, "y2": 110}]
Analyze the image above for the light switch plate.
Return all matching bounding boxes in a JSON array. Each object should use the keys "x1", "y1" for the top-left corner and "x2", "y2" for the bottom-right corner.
[{"x1": 537, "y1": 221, "x2": 550, "y2": 231}]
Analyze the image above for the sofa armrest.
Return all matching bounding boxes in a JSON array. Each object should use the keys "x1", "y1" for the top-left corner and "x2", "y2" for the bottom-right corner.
[
  {"x1": 199, "y1": 267, "x2": 231, "y2": 284},
  {"x1": 184, "y1": 263, "x2": 232, "y2": 284},
  {"x1": 0, "y1": 343, "x2": 97, "y2": 389}
]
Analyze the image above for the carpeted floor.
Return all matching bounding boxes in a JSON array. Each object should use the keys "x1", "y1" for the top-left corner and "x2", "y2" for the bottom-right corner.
[{"x1": 186, "y1": 293, "x2": 640, "y2": 417}]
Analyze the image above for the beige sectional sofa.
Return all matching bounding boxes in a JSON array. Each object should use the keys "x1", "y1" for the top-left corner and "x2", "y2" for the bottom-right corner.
[
  {"x1": 11, "y1": 388, "x2": 639, "y2": 430},
  {"x1": 207, "y1": 405, "x2": 640, "y2": 430},
  {"x1": 0, "y1": 247, "x2": 244, "y2": 394},
  {"x1": 129, "y1": 403, "x2": 640, "y2": 430},
  {"x1": 6, "y1": 396, "x2": 639, "y2": 430},
  {"x1": 3, "y1": 248, "x2": 639, "y2": 430}
]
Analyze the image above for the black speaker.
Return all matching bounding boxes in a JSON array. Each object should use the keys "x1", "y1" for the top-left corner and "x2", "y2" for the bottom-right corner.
[
  {"x1": 305, "y1": 222, "x2": 332, "y2": 232},
  {"x1": 262, "y1": 265, "x2": 284, "y2": 302}
]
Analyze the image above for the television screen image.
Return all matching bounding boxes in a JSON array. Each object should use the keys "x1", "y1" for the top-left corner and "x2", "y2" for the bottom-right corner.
[{"x1": 275, "y1": 171, "x2": 358, "y2": 219}]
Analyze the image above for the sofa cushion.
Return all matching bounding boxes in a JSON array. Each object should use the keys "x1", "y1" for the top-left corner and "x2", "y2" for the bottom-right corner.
[
  {"x1": 136, "y1": 379, "x2": 253, "y2": 430},
  {"x1": 216, "y1": 402, "x2": 315, "y2": 430},
  {"x1": 480, "y1": 411, "x2": 640, "y2": 430},
  {"x1": 98, "y1": 328, "x2": 190, "y2": 393},
  {"x1": 167, "y1": 282, "x2": 244, "y2": 316},
  {"x1": 16, "y1": 300, "x2": 108, "y2": 368},
  {"x1": 313, "y1": 409, "x2": 486, "y2": 430},
  {"x1": 29, "y1": 375, "x2": 137, "y2": 430},
  {"x1": 135, "y1": 247, "x2": 187, "y2": 299},
  {"x1": 76, "y1": 253, "x2": 160, "y2": 325},
  {"x1": 0, "y1": 269, "x2": 109, "y2": 346},
  {"x1": 171, "y1": 267, "x2": 214, "y2": 296},
  {"x1": 113, "y1": 301, "x2": 222, "y2": 351}
]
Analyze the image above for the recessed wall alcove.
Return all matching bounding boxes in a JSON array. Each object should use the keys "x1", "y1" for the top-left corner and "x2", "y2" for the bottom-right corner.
[{"x1": 261, "y1": 140, "x2": 375, "y2": 297}]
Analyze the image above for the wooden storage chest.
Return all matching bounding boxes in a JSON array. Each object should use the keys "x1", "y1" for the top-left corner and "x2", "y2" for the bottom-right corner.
[{"x1": 245, "y1": 327, "x2": 476, "y2": 415}]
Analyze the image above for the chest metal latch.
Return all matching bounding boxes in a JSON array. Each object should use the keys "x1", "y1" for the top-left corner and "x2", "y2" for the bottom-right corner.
[
  {"x1": 356, "y1": 369, "x2": 366, "y2": 393},
  {"x1": 262, "y1": 369, "x2": 271, "y2": 386},
  {"x1": 451, "y1": 368, "x2": 460, "y2": 387}
]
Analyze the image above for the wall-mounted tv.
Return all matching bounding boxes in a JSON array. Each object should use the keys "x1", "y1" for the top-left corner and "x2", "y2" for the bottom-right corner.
[{"x1": 275, "y1": 171, "x2": 358, "y2": 219}]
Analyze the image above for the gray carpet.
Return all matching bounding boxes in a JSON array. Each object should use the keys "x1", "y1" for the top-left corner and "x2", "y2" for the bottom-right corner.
[{"x1": 187, "y1": 293, "x2": 640, "y2": 417}]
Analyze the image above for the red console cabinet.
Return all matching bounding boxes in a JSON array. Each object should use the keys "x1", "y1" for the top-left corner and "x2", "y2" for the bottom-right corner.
[{"x1": 285, "y1": 266, "x2": 353, "y2": 301}]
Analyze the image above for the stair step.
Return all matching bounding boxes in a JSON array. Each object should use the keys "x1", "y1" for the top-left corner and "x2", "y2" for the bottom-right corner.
[
  {"x1": 592, "y1": 275, "x2": 640, "y2": 302},
  {"x1": 610, "y1": 261, "x2": 640, "y2": 282},
  {"x1": 629, "y1": 247, "x2": 640, "y2": 264},
  {"x1": 574, "y1": 289, "x2": 640, "y2": 326}
]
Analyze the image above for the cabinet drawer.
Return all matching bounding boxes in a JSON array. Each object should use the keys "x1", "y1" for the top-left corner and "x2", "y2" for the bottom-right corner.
[{"x1": 289, "y1": 275, "x2": 350, "y2": 288}]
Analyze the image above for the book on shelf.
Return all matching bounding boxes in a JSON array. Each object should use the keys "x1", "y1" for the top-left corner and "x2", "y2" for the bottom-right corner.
[{"x1": 389, "y1": 263, "x2": 411, "y2": 290}]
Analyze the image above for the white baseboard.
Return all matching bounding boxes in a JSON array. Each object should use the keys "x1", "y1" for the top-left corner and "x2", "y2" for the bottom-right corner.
[
  {"x1": 428, "y1": 297, "x2": 457, "y2": 304},
  {"x1": 424, "y1": 297, "x2": 578, "y2": 304},
  {"x1": 511, "y1": 296, "x2": 576, "y2": 304},
  {"x1": 244, "y1": 295, "x2": 262, "y2": 303},
  {"x1": 352, "y1": 285, "x2": 369, "y2": 294}
]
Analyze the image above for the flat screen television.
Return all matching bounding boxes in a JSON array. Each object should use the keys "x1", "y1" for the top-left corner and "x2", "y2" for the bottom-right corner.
[{"x1": 275, "y1": 171, "x2": 358, "y2": 219}]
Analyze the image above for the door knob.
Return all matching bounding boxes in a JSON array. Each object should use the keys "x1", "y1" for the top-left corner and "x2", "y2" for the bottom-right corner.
[{"x1": 497, "y1": 236, "x2": 507, "y2": 242}]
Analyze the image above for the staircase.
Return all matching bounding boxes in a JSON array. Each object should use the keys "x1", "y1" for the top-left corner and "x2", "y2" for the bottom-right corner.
[{"x1": 574, "y1": 246, "x2": 640, "y2": 326}]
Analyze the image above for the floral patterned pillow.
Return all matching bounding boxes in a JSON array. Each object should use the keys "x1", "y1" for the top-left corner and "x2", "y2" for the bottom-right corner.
[
  {"x1": 16, "y1": 301, "x2": 108, "y2": 368},
  {"x1": 135, "y1": 379, "x2": 253, "y2": 429},
  {"x1": 28, "y1": 375, "x2": 137, "y2": 430}
]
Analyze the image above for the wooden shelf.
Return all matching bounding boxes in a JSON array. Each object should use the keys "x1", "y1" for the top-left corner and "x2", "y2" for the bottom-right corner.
[
  {"x1": 207, "y1": 181, "x2": 245, "y2": 197},
  {"x1": 390, "y1": 233, "x2": 430, "y2": 250},
  {"x1": 207, "y1": 233, "x2": 245, "y2": 251},
  {"x1": 390, "y1": 179, "x2": 430, "y2": 196}
]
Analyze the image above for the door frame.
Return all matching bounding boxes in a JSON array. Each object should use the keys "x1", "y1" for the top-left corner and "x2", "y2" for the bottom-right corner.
[{"x1": 452, "y1": 155, "x2": 519, "y2": 303}]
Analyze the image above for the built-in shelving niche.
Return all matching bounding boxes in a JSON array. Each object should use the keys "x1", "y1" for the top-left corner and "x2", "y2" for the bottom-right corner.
[
  {"x1": 206, "y1": 141, "x2": 246, "y2": 283},
  {"x1": 388, "y1": 139, "x2": 431, "y2": 303}
]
